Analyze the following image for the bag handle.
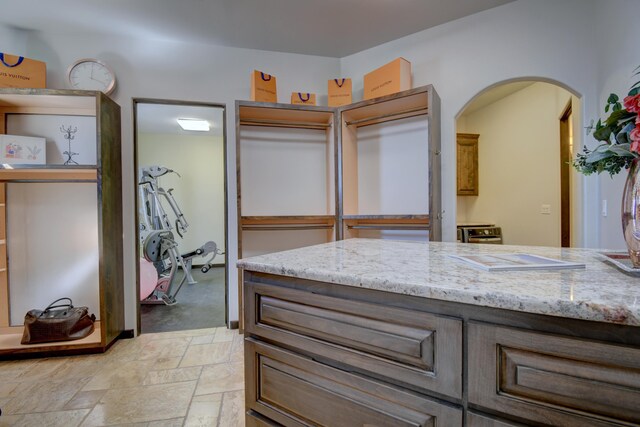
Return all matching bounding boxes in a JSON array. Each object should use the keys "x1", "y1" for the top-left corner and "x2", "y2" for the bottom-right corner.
[
  {"x1": 334, "y1": 78, "x2": 346, "y2": 88},
  {"x1": 260, "y1": 72, "x2": 272, "y2": 82},
  {"x1": 298, "y1": 93, "x2": 310, "y2": 102},
  {"x1": 43, "y1": 297, "x2": 74, "y2": 313},
  {"x1": 0, "y1": 53, "x2": 25, "y2": 68}
]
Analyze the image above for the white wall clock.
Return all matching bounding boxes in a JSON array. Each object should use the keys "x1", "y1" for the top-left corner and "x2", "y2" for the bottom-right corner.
[{"x1": 67, "y1": 58, "x2": 116, "y2": 95}]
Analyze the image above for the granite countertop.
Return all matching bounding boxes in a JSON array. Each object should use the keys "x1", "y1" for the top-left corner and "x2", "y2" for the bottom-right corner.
[{"x1": 237, "y1": 238, "x2": 640, "y2": 326}]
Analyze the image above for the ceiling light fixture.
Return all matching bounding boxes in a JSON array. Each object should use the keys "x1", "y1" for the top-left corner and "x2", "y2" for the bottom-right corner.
[{"x1": 177, "y1": 118, "x2": 210, "y2": 131}]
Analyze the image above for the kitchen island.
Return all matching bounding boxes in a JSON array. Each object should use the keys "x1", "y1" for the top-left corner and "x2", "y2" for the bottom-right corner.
[{"x1": 238, "y1": 239, "x2": 640, "y2": 427}]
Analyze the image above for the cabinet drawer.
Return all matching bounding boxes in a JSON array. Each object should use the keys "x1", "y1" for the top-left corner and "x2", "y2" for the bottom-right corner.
[
  {"x1": 468, "y1": 322, "x2": 640, "y2": 426},
  {"x1": 244, "y1": 281, "x2": 462, "y2": 398},
  {"x1": 467, "y1": 412, "x2": 523, "y2": 427},
  {"x1": 247, "y1": 410, "x2": 282, "y2": 427},
  {"x1": 245, "y1": 338, "x2": 462, "y2": 427}
]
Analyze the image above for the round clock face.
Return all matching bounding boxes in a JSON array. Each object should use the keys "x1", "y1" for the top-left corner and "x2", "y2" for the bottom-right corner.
[{"x1": 67, "y1": 59, "x2": 116, "y2": 95}]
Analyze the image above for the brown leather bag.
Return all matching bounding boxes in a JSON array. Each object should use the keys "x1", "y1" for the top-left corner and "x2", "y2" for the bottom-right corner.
[{"x1": 21, "y1": 298, "x2": 96, "y2": 345}]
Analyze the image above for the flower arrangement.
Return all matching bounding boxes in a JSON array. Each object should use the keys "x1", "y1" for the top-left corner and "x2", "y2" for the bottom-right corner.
[{"x1": 573, "y1": 66, "x2": 640, "y2": 176}]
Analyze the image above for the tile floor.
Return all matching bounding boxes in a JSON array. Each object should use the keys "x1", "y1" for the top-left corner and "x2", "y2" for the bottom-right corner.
[{"x1": 0, "y1": 327, "x2": 245, "y2": 427}]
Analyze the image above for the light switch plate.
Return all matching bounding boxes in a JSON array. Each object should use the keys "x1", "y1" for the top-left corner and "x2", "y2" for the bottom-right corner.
[{"x1": 541, "y1": 204, "x2": 551, "y2": 215}]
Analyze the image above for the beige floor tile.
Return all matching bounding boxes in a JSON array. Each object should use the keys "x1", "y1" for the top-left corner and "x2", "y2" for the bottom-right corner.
[
  {"x1": 180, "y1": 341, "x2": 232, "y2": 368},
  {"x1": 195, "y1": 361, "x2": 244, "y2": 396},
  {"x1": 212, "y1": 327, "x2": 236, "y2": 343},
  {"x1": 82, "y1": 360, "x2": 156, "y2": 391},
  {"x1": 0, "y1": 360, "x2": 37, "y2": 382},
  {"x1": 2, "y1": 377, "x2": 91, "y2": 415},
  {"x1": 229, "y1": 334, "x2": 244, "y2": 362},
  {"x1": 6, "y1": 409, "x2": 90, "y2": 427},
  {"x1": 140, "y1": 328, "x2": 216, "y2": 342},
  {"x1": 147, "y1": 418, "x2": 185, "y2": 427},
  {"x1": 190, "y1": 334, "x2": 214, "y2": 345},
  {"x1": 0, "y1": 380, "x2": 20, "y2": 398},
  {"x1": 0, "y1": 414, "x2": 24, "y2": 426},
  {"x1": 184, "y1": 393, "x2": 223, "y2": 427},
  {"x1": 143, "y1": 366, "x2": 203, "y2": 386},
  {"x1": 218, "y1": 390, "x2": 245, "y2": 427},
  {"x1": 81, "y1": 381, "x2": 196, "y2": 426},
  {"x1": 64, "y1": 390, "x2": 107, "y2": 410},
  {"x1": 14, "y1": 358, "x2": 68, "y2": 382},
  {"x1": 47, "y1": 354, "x2": 111, "y2": 381},
  {"x1": 136, "y1": 337, "x2": 191, "y2": 361}
]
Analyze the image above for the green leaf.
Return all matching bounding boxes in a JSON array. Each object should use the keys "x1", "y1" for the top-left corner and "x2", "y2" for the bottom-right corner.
[
  {"x1": 608, "y1": 93, "x2": 619, "y2": 103},
  {"x1": 593, "y1": 125, "x2": 612, "y2": 141},
  {"x1": 630, "y1": 87, "x2": 640, "y2": 97},
  {"x1": 613, "y1": 103, "x2": 622, "y2": 111},
  {"x1": 609, "y1": 143, "x2": 635, "y2": 157},
  {"x1": 605, "y1": 104, "x2": 610, "y2": 113},
  {"x1": 586, "y1": 148, "x2": 612, "y2": 163}
]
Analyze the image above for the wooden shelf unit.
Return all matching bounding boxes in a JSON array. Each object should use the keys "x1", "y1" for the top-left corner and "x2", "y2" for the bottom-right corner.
[
  {"x1": 0, "y1": 88, "x2": 123, "y2": 357},
  {"x1": 338, "y1": 85, "x2": 441, "y2": 241},
  {"x1": 236, "y1": 101, "x2": 338, "y2": 330}
]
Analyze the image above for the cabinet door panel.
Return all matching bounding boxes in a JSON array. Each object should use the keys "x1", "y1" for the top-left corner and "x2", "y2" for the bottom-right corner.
[
  {"x1": 245, "y1": 281, "x2": 462, "y2": 398},
  {"x1": 469, "y1": 322, "x2": 640, "y2": 426},
  {"x1": 245, "y1": 338, "x2": 462, "y2": 427},
  {"x1": 456, "y1": 133, "x2": 478, "y2": 196}
]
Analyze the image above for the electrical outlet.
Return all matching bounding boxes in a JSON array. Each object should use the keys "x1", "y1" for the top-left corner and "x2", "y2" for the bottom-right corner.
[
  {"x1": 602, "y1": 199, "x2": 608, "y2": 217},
  {"x1": 541, "y1": 204, "x2": 551, "y2": 215}
]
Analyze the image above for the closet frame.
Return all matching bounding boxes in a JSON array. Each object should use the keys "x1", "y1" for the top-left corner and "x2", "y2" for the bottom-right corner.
[
  {"x1": 0, "y1": 88, "x2": 124, "y2": 357},
  {"x1": 236, "y1": 85, "x2": 441, "y2": 330}
]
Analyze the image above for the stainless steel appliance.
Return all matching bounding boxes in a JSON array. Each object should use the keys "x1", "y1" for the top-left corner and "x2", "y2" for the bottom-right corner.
[{"x1": 460, "y1": 226, "x2": 503, "y2": 244}]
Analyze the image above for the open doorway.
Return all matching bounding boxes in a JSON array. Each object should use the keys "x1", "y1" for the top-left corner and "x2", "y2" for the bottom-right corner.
[
  {"x1": 456, "y1": 80, "x2": 582, "y2": 247},
  {"x1": 133, "y1": 99, "x2": 228, "y2": 334}
]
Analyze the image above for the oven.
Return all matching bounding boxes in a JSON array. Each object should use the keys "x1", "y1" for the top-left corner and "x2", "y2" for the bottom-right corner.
[{"x1": 460, "y1": 226, "x2": 503, "y2": 244}]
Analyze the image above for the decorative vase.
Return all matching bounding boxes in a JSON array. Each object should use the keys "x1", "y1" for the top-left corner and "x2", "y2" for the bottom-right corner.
[{"x1": 622, "y1": 158, "x2": 640, "y2": 267}]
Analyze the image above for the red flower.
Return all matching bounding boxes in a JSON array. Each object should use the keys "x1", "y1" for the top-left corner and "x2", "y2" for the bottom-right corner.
[
  {"x1": 631, "y1": 126, "x2": 640, "y2": 153},
  {"x1": 624, "y1": 94, "x2": 640, "y2": 113}
]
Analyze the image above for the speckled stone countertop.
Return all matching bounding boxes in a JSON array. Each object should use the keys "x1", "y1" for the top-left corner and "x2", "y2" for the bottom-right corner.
[{"x1": 237, "y1": 238, "x2": 640, "y2": 326}]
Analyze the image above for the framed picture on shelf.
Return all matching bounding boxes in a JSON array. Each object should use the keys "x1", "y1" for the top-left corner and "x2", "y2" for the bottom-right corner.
[
  {"x1": 6, "y1": 113, "x2": 97, "y2": 165},
  {"x1": 0, "y1": 134, "x2": 46, "y2": 164}
]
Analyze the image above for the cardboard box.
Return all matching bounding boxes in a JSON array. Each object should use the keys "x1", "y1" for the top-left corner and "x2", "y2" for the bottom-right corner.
[
  {"x1": 328, "y1": 78, "x2": 352, "y2": 107},
  {"x1": 291, "y1": 92, "x2": 317, "y2": 106},
  {"x1": 251, "y1": 70, "x2": 277, "y2": 103},
  {"x1": 0, "y1": 53, "x2": 46, "y2": 89},
  {"x1": 0, "y1": 134, "x2": 46, "y2": 164},
  {"x1": 363, "y1": 57, "x2": 411, "y2": 100}
]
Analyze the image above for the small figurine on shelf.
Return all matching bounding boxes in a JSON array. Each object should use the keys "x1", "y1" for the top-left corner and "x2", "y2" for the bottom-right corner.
[{"x1": 60, "y1": 124, "x2": 79, "y2": 165}]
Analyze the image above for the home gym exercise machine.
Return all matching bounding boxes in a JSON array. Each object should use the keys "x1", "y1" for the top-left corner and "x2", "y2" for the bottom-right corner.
[{"x1": 138, "y1": 165, "x2": 222, "y2": 305}]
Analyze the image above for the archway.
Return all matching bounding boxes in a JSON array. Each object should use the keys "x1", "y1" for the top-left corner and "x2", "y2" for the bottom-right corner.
[{"x1": 455, "y1": 78, "x2": 583, "y2": 247}]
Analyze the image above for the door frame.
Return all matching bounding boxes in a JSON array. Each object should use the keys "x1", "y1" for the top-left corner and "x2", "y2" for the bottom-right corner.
[
  {"x1": 559, "y1": 101, "x2": 572, "y2": 247},
  {"x1": 132, "y1": 98, "x2": 229, "y2": 334}
]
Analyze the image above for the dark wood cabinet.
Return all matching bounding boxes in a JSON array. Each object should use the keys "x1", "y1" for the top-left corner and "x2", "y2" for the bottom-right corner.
[
  {"x1": 457, "y1": 133, "x2": 478, "y2": 196},
  {"x1": 245, "y1": 339, "x2": 462, "y2": 427},
  {"x1": 242, "y1": 270, "x2": 640, "y2": 426},
  {"x1": 245, "y1": 280, "x2": 462, "y2": 398},
  {"x1": 468, "y1": 322, "x2": 640, "y2": 426}
]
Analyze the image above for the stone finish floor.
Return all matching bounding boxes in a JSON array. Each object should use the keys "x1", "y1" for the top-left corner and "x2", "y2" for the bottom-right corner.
[{"x1": 0, "y1": 327, "x2": 245, "y2": 426}]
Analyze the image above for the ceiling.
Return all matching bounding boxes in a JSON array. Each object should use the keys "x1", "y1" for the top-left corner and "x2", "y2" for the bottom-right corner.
[
  {"x1": 137, "y1": 103, "x2": 224, "y2": 136},
  {"x1": 1, "y1": 0, "x2": 514, "y2": 57}
]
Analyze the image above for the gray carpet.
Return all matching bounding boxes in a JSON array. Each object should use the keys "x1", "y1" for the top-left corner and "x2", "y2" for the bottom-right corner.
[{"x1": 140, "y1": 266, "x2": 226, "y2": 333}]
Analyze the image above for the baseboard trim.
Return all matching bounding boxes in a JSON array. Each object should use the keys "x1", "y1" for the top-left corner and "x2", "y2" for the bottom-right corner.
[
  {"x1": 228, "y1": 320, "x2": 239, "y2": 330},
  {"x1": 119, "y1": 329, "x2": 135, "y2": 339}
]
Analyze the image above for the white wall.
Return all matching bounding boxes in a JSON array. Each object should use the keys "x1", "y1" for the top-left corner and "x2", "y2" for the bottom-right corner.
[
  {"x1": 456, "y1": 82, "x2": 572, "y2": 246},
  {"x1": 594, "y1": 0, "x2": 640, "y2": 250},
  {"x1": 340, "y1": 0, "x2": 602, "y2": 248},
  {"x1": 0, "y1": 24, "x2": 340, "y2": 329},
  {"x1": 138, "y1": 133, "x2": 226, "y2": 260}
]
